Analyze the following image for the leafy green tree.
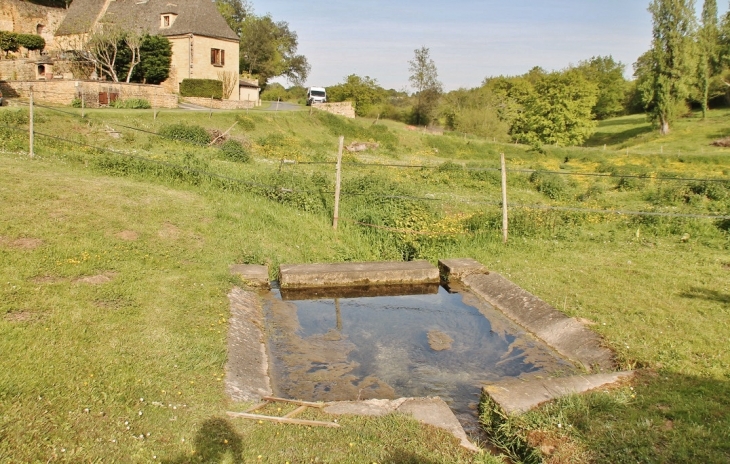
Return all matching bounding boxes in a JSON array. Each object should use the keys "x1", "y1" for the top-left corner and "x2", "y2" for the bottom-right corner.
[
  {"x1": 408, "y1": 46, "x2": 442, "y2": 125},
  {"x1": 575, "y1": 56, "x2": 628, "y2": 119},
  {"x1": 439, "y1": 87, "x2": 511, "y2": 140},
  {"x1": 639, "y1": 0, "x2": 697, "y2": 135},
  {"x1": 239, "y1": 15, "x2": 309, "y2": 87},
  {"x1": 327, "y1": 75, "x2": 388, "y2": 117},
  {"x1": 0, "y1": 31, "x2": 19, "y2": 58},
  {"x1": 511, "y1": 70, "x2": 598, "y2": 147},
  {"x1": 698, "y1": 0, "x2": 720, "y2": 117},
  {"x1": 136, "y1": 35, "x2": 172, "y2": 85},
  {"x1": 115, "y1": 35, "x2": 172, "y2": 85},
  {"x1": 215, "y1": 0, "x2": 252, "y2": 36}
]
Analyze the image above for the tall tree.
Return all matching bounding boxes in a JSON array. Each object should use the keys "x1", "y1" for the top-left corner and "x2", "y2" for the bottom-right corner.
[
  {"x1": 640, "y1": 0, "x2": 697, "y2": 135},
  {"x1": 698, "y1": 0, "x2": 719, "y2": 117},
  {"x1": 239, "y1": 15, "x2": 310, "y2": 87},
  {"x1": 408, "y1": 46, "x2": 442, "y2": 126},
  {"x1": 215, "y1": 0, "x2": 253, "y2": 37},
  {"x1": 510, "y1": 70, "x2": 598, "y2": 147},
  {"x1": 575, "y1": 56, "x2": 628, "y2": 119},
  {"x1": 84, "y1": 23, "x2": 125, "y2": 82}
]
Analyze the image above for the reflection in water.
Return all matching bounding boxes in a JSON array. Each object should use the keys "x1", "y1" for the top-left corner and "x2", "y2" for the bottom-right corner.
[{"x1": 262, "y1": 286, "x2": 576, "y2": 432}]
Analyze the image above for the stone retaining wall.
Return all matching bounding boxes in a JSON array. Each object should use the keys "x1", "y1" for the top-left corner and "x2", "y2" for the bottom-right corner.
[
  {"x1": 0, "y1": 80, "x2": 179, "y2": 108},
  {"x1": 0, "y1": 60, "x2": 36, "y2": 81},
  {"x1": 313, "y1": 101, "x2": 355, "y2": 119}
]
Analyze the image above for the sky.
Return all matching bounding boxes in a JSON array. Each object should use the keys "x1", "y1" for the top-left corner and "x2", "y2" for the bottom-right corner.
[{"x1": 257, "y1": 1, "x2": 729, "y2": 91}]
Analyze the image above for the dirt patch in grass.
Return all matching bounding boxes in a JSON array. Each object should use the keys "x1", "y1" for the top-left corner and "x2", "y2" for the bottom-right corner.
[
  {"x1": 0, "y1": 236, "x2": 44, "y2": 250},
  {"x1": 527, "y1": 430, "x2": 590, "y2": 464},
  {"x1": 158, "y1": 222, "x2": 180, "y2": 240},
  {"x1": 30, "y1": 275, "x2": 65, "y2": 284},
  {"x1": 4, "y1": 310, "x2": 43, "y2": 323},
  {"x1": 74, "y1": 272, "x2": 117, "y2": 285},
  {"x1": 115, "y1": 230, "x2": 139, "y2": 241}
]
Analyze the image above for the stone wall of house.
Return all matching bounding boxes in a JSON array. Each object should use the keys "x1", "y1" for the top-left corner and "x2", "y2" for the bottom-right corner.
[
  {"x1": 168, "y1": 35, "x2": 240, "y2": 100},
  {"x1": 0, "y1": 0, "x2": 67, "y2": 51},
  {"x1": 0, "y1": 80, "x2": 179, "y2": 108},
  {"x1": 182, "y1": 96, "x2": 256, "y2": 110},
  {"x1": 313, "y1": 102, "x2": 356, "y2": 119}
]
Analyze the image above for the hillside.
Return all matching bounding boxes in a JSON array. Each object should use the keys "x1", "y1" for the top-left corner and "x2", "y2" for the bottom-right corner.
[{"x1": 1, "y1": 103, "x2": 729, "y2": 462}]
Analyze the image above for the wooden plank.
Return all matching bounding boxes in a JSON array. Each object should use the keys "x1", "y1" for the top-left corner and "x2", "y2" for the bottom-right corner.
[
  {"x1": 244, "y1": 402, "x2": 269, "y2": 413},
  {"x1": 226, "y1": 411, "x2": 339, "y2": 428},
  {"x1": 283, "y1": 405, "x2": 307, "y2": 419},
  {"x1": 262, "y1": 396, "x2": 325, "y2": 408}
]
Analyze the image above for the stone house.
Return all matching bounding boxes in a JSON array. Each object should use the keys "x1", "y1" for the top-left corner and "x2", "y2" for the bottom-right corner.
[{"x1": 54, "y1": 0, "x2": 243, "y2": 100}]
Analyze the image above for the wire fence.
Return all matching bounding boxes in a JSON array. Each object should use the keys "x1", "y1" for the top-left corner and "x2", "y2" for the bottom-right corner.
[{"x1": 5, "y1": 90, "x2": 730, "y2": 240}]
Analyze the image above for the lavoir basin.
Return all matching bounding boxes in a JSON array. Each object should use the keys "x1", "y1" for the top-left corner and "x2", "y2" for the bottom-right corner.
[{"x1": 261, "y1": 283, "x2": 577, "y2": 429}]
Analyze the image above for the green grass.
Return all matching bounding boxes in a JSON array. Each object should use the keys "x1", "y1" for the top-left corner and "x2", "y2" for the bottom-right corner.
[
  {"x1": 0, "y1": 156, "x2": 499, "y2": 463},
  {"x1": 1, "y1": 103, "x2": 730, "y2": 462}
]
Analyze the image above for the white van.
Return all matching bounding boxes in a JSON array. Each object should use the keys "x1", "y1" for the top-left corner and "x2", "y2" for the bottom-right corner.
[{"x1": 306, "y1": 87, "x2": 327, "y2": 105}]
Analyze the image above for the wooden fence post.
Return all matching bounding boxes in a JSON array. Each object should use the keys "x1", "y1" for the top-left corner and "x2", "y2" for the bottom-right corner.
[
  {"x1": 501, "y1": 152, "x2": 508, "y2": 243},
  {"x1": 29, "y1": 85, "x2": 34, "y2": 159},
  {"x1": 333, "y1": 136, "x2": 344, "y2": 230}
]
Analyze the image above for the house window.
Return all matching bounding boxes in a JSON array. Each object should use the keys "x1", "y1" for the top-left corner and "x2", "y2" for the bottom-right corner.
[
  {"x1": 163, "y1": 15, "x2": 170, "y2": 27},
  {"x1": 211, "y1": 48, "x2": 225, "y2": 67}
]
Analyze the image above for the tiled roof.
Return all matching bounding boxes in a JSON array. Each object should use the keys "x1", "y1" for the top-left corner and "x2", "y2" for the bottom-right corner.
[{"x1": 56, "y1": 0, "x2": 239, "y2": 42}]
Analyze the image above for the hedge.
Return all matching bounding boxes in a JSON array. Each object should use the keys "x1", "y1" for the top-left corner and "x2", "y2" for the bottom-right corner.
[{"x1": 179, "y1": 79, "x2": 223, "y2": 99}]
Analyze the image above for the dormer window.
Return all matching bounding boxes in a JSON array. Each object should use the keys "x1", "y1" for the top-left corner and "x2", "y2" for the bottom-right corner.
[{"x1": 160, "y1": 13, "x2": 176, "y2": 28}]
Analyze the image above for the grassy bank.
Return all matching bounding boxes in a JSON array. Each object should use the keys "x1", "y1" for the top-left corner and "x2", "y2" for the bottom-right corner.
[{"x1": 1, "y1": 104, "x2": 729, "y2": 462}]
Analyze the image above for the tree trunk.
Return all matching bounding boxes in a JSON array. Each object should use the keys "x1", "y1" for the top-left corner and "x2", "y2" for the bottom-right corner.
[{"x1": 660, "y1": 118, "x2": 670, "y2": 135}]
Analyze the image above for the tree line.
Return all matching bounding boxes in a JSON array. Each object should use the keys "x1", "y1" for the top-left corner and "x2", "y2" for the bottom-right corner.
[{"x1": 271, "y1": 0, "x2": 730, "y2": 148}]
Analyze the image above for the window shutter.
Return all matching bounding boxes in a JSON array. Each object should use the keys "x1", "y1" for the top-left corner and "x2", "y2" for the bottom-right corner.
[
  {"x1": 221, "y1": 50, "x2": 225, "y2": 66},
  {"x1": 211, "y1": 49, "x2": 215, "y2": 65}
]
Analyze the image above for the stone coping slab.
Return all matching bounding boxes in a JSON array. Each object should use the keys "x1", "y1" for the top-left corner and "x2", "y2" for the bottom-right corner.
[
  {"x1": 324, "y1": 397, "x2": 478, "y2": 452},
  {"x1": 279, "y1": 260, "x2": 439, "y2": 289},
  {"x1": 483, "y1": 371, "x2": 634, "y2": 415},
  {"x1": 438, "y1": 258, "x2": 489, "y2": 280},
  {"x1": 230, "y1": 264, "x2": 270, "y2": 288},
  {"x1": 225, "y1": 287, "x2": 272, "y2": 401},
  {"x1": 461, "y1": 272, "x2": 615, "y2": 372}
]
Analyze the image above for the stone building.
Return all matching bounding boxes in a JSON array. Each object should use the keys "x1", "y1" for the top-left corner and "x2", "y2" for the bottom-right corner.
[
  {"x1": 0, "y1": 0, "x2": 66, "y2": 52},
  {"x1": 54, "y1": 0, "x2": 242, "y2": 100}
]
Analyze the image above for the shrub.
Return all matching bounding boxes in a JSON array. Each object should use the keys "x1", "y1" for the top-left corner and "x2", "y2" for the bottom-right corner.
[
  {"x1": 529, "y1": 171, "x2": 569, "y2": 200},
  {"x1": 219, "y1": 140, "x2": 250, "y2": 163},
  {"x1": 0, "y1": 109, "x2": 29, "y2": 126},
  {"x1": 616, "y1": 176, "x2": 644, "y2": 191},
  {"x1": 16, "y1": 34, "x2": 45, "y2": 52},
  {"x1": 110, "y1": 98, "x2": 151, "y2": 109},
  {"x1": 71, "y1": 98, "x2": 82, "y2": 108},
  {"x1": 179, "y1": 79, "x2": 223, "y2": 99},
  {"x1": 158, "y1": 123, "x2": 210, "y2": 145},
  {"x1": 235, "y1": 115, "x2": 256, "y2": 131}
]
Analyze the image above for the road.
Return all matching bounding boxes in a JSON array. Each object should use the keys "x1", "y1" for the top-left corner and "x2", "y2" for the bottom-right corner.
[{"x1": 178, "y1": 101, "x2": 303, "y2": 112}]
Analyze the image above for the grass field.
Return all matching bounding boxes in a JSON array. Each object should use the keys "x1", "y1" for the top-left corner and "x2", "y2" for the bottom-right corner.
[{"x1": 1, "y1": 102, "x2": 729, "y2": 463}]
